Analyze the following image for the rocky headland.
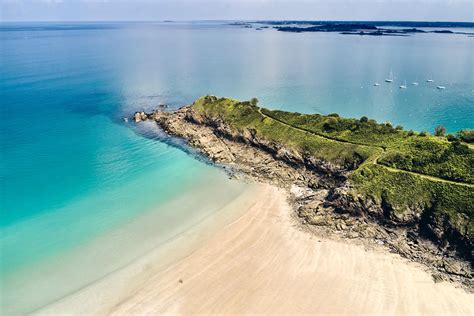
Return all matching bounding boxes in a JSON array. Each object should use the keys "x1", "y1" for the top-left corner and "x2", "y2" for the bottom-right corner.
[{"x1": 133, "y1": 96, "x2": 473, "y2": 290}]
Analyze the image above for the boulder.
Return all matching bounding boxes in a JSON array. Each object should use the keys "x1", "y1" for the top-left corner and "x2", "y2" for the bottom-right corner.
[{"x1": 134, "y1": 111, "x2": 147, "y2": 122}]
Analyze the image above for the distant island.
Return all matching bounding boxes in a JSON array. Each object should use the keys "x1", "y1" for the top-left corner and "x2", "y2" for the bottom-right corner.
[
  {"x1": 273, "y1": 24, "x2": 466, "y2": 36},
  {"x1": 275, "y1": 24, "x2": 417, "y2": 36},
  {"x1": 258, "y1": 20, "x2": 474, "y2": 28},
  {"x1": 135, "y1": 96, "x2": 473, "y2": 288},
  {"x1": 228, "y1": 21, "x2": 474, "y2": 36}
]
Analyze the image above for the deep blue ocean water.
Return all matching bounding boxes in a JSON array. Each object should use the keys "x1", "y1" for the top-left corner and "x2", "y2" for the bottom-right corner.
[{"x1": 1, "y1": 22, "x2": 473, "y2": 313}]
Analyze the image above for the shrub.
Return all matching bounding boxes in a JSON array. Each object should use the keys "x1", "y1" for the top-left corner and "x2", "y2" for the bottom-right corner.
[
  {"x1": 385, "y1": 153, "x2": 412, "y2": 168},
  {"x1": 419, "y1": 131, "x2": 428, "y2": 137},
  {"x1": 395, "y1": 125, "x2": 403, "y2": 131},
  {"x1": 378, "y1": 123, "x2": 395, "y2": 134},
  {"x1": 407, "y1": 130, "x2": 415, "y2": 136},
  {"x1": 328, "y1": 113, "x2": 339, "y2": 117},
  {"x1": 451, "y1": 141, "x2": 470, "y2": 154},
  {"x1": 240, "y1": 105, "x2": 254, "y2": 116},
  {"x1": 434, "y1": 125, "x2": 446, "y2": 137},
  {"x1": 250, "y1": 97, "x2": 259, "y2": 107},
  {"x1": 323, "y1": 117, "x2": 340, "y2": 131},
  {"x1": 458, "y1": 129, "x2": 474, "y2": 143},
  {"x1": 446, "y1": 134, "x2": 458, "y2": 142},
  {"x1": 360, "y1": 116, "x2": 369, "y2": 123}
]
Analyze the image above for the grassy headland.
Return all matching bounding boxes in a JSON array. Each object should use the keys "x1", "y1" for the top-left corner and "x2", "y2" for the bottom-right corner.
[{"x1": 191, "y1": 96, "x2": 474, "y2": 249}]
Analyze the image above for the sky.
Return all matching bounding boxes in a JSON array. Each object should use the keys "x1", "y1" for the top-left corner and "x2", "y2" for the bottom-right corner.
[{"x1": 1, "y1": 0, "x2": 473, "y2": 22}]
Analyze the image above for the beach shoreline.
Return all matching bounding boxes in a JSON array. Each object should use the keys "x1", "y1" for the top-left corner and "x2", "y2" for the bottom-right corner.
[
  {"x1": 37, "y1": 183, "x2": 472, "y2": 315},
  {"x1": 33, "y1": 181, "x2": 263, "y2": 315}
]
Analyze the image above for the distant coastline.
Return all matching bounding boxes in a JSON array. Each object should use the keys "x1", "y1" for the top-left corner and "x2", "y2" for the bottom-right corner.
[
  {"x1": 255, "y1": 20, "x2": 474, "y2": 28},
  {"x1": 228, "y1": 20, "x2": 474, "y2": 36}
]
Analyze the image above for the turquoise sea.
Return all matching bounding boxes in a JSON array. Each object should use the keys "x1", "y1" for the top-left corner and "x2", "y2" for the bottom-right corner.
[{"x1": 1, "y1": 22, "x2": 473, "y2": 313}]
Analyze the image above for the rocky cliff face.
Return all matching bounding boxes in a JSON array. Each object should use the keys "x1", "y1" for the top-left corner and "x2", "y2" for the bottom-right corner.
[
  {"x1": 185, "y1": 106, "x2": 351, "y2": 185},
  {"x1": 136, "y1": 107, "x2": 473, "y2": 288},
  {"x1": 327, "y1": 182, "x2": 473, "y2": 266}
]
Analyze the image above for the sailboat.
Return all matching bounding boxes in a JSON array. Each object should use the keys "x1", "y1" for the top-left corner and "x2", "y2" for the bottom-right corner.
[
  {"x1": 427, "y1": 79, "x2": 434, "y2": 83},
  {"x1": 399, "y1": 80, "x2": 407, "y2": 89},
  {"x1": 437, "y1": 85, "x2": 446, "y2": 90},
  {"x1": 385, "y1": 70, "x2": 394, "y2": 83},
  {"x1": 374, "y1": 83, "x2": 380, "y2": 86},
  {"x1": 412, "y1": 81, "x2": 419, "y2": 86}
]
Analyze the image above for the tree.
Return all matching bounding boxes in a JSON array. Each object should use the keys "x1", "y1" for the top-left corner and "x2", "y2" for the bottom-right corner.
[
  {"x1": 434, "y1": 125, "x2": 446, "y2": 137},
  {"x1": 360, "y1": 116, "x2": 368, "y2": 123},
  {"x1": 250, "y1": 97, "x2": 259, "y2": 107}
]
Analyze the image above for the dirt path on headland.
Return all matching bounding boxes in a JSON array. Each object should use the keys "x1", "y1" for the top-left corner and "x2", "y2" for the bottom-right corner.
[
  {"x1": 259, "y1": 109, "x2": 474, "y2": 188},
  {"x1": 78, "y1": 184, "x2": 472, "y2": 315}
]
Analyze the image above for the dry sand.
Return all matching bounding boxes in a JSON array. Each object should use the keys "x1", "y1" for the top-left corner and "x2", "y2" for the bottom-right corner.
[{"x1": 39, "y1": 184, "x2": 472, "y2": 315}]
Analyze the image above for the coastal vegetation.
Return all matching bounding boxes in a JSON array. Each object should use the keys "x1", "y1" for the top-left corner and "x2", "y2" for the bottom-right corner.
[
  {"x1": 190, "y1": 96, "x2": 473, "y2": 258},
  {"x1": 193, "y1": 96, "x2": 473, "y2": 183},
  {"x1": 192, "y1": 96, "x2": 379, "y2": 168}
]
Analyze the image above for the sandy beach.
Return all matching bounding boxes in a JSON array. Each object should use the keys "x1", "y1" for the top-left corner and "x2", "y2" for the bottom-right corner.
[{"x1": 39, "y1": 184, "x2": 472, "y2": 315}]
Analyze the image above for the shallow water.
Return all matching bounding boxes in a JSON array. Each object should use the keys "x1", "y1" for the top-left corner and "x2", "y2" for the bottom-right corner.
[{"x1": 1, "y1": 21, "x2": 473, "y2": 313}]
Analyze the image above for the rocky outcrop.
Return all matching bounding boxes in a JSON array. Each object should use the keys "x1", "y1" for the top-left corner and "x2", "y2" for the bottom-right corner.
[
  {"x1": 183, "y1": 106, "x2": 349, "y2": 187},
  {"x1": 133, "y1": 111, "x2": 148, "y2": 123},
  {"x1": 152, "y1": 107, "x2": 321, "y2": 188},
  {"x1": 136, "y1": 106, "x2": 473, "y2": 289}
]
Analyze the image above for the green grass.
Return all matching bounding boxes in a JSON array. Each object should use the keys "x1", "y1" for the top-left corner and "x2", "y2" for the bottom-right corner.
[
  {"x1": 261, "y1": 109, "x2": 474, "y2": 184},
  {"x1": 351, "y1": 164, "x2": 473, "y2": 238},
  {"x1": 378, "y1": 138, "x2": 473, "y2": 183},
  {"x1": 193, "y1": 96, "x2": 377, "y2": 168}
]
